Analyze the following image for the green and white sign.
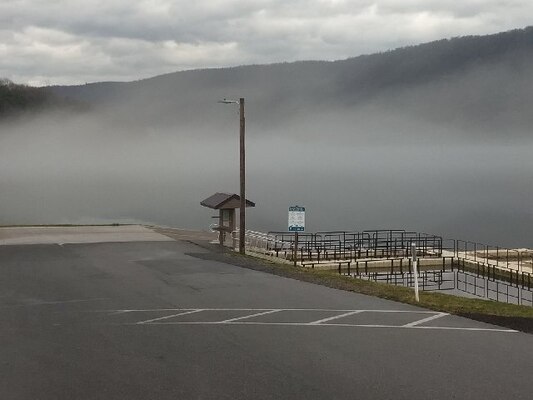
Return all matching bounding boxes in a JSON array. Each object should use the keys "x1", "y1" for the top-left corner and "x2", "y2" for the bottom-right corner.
[{"x1": 288, "y1": 205, "x2": 305, "y2": 232}]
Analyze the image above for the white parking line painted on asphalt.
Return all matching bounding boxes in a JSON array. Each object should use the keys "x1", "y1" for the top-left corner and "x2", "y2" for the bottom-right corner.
[
  {"x1": 109, "y1": 310, "x2": 133, "y2": 315},
  {"x1": 403, "y1": 312, "x2": 449, "y2": 327},
  {"x1": 104, "y1": 308, "x2": 441, "y2": 313},
  {"x1": 308, "y1": 310, "x2": 365, "y2": 325},
  {"x1": 136, "y1": 309, "x2": 204, "y2": 324},
  {"x1": 219, "y1": 309, "x2": 282, "y2": 323},
  {"x1": 101, "y1": 308, "x2": 519, "y2": 333},
  {"x1": 137, "y1": 321, "x2": 518, "y2": 333}
]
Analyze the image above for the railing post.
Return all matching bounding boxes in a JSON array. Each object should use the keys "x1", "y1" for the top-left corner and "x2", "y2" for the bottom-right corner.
[
  {"x1": 411, "y1": 243, "x2": 420, "y2": 302},
  {"x1": 293, "y1": 232, "x2": 298, "y2": 267}
]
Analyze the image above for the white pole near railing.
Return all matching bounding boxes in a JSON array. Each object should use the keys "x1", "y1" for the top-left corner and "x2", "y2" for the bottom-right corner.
[{"x1": 411, "y1": 243, "x2": 420, "y2": 302}]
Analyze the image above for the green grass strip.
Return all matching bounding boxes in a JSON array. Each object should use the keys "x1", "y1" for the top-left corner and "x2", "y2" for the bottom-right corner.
[{"x1": 237, "y1": 253, "x2": 533, "y2": 317}]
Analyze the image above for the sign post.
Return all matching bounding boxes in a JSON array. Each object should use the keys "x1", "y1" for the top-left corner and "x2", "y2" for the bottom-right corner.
[{"x1": 288, "y1": 206, "x2": 305, "y2": 266}]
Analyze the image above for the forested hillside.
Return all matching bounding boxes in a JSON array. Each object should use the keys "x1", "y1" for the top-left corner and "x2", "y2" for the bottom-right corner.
[
  {"x1": 0, "y1": 79, "x2": 87, "y2": 117},
  {"x1": 0, "y1": 79, "x2": 50, "y2": 115},
  {"x1": 45, "y1": 27, "x2": 533, "y2": 143}
]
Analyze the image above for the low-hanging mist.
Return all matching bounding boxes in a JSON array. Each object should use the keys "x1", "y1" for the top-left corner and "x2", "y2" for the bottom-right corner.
[{"x1": 2, "y1": 28, "x2": 533, "y2": 247}]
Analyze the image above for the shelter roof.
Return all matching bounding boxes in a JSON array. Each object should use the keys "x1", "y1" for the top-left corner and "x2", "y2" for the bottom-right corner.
[{"x1": 200, "y1": 192, "x2": 256, "y2": 209}]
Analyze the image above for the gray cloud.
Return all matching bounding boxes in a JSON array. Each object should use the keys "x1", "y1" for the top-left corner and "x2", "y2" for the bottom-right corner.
[{"x1": 1, "y1": 0, "x2": 532, "y2": 85}]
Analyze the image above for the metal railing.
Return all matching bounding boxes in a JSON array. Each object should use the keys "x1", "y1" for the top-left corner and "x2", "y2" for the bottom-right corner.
[
  {"x1": 264, "y1": 229, "x2": 443, "y2": 262},
  {"x1": 357, "y1": 270, "x2": 456, "y2": 292},
  {"x1": 451, "y1": 240, "x2": 533, "y2": 273},
  {"x1": 239, "y1": 229, "x2": 533, "y2": 306}
]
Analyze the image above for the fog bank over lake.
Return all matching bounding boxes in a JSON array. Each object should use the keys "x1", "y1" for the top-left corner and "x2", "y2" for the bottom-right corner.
[
  {"x1": 1, "y1": 110, "x2": 532, "y2": 248},
  {"x1": 3, "y1": 29, "x2": 533, "y2": 247}
]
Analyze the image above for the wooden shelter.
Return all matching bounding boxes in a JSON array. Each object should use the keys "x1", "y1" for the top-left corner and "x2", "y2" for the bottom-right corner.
[{"x1": 200, "y1": 193, "x2": 256, "y2": 247}]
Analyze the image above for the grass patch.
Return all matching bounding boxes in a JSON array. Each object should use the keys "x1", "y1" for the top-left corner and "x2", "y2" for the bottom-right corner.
[
  {"x1": 231, "y1": 252, "x2": 532, "y2": 316},
  {"x1": 285, "y1": 265, "x2": 533, "y2": 318},
  {"x1": 228, "y1": 250, "x2": 533, "y2": 332}
]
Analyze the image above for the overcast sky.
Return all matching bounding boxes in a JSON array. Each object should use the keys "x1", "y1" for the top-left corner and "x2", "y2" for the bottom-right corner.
[{"x1": 1, "y1": 0, "x2": 532, "y2": 86}]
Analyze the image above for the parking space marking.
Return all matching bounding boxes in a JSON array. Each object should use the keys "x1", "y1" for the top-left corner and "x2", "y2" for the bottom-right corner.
[
  {"x1": 104, "y1": 308, "x2": 441, "y2": 313},
  {"x1": 219, "y1": 309, "x2": 282, "y2": 323},
  {"x1": 309, "y1": 310, "x2": 364, "y2": 325},
  {"x1": 108, "y1": 310, "x2": 136, "y2": 315},
  {"x1": 403, "y1": 312, "x2": 448, "y2": 327},
  {"x1": 136, "y1": 309, "x2": 204, "y2": 324},
  {"x1": 139, "y1": 321, "x2": 517, "y2": 333},
  {"x1": 100, "y1": 308, "x2": 519, "y2": 333}
]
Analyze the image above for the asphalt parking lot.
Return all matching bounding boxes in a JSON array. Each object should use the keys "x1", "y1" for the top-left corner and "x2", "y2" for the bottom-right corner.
[{"x1": 0, "y1": 227, "x2": 531, "y2": 399}]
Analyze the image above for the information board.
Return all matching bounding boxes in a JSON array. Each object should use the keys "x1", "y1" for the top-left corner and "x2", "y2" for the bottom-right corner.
[{"x1": 288, "y1": 205, "x2": 305, "y2": 232}]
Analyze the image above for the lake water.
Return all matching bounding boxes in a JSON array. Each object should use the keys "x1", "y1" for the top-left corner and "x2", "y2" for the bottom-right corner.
[{"x1": 1, "y1": 116, "x2": 532, "y2": 248}]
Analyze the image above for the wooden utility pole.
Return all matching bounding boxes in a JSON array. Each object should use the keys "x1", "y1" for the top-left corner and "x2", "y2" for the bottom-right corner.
[{"x1": 239, "y1": 98, "x2": 246, "y2": 254}]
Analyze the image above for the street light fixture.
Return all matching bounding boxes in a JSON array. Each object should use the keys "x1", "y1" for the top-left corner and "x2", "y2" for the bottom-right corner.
[{"x1": 218, "y1": 97, "x2": 246, "y2": 254}]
